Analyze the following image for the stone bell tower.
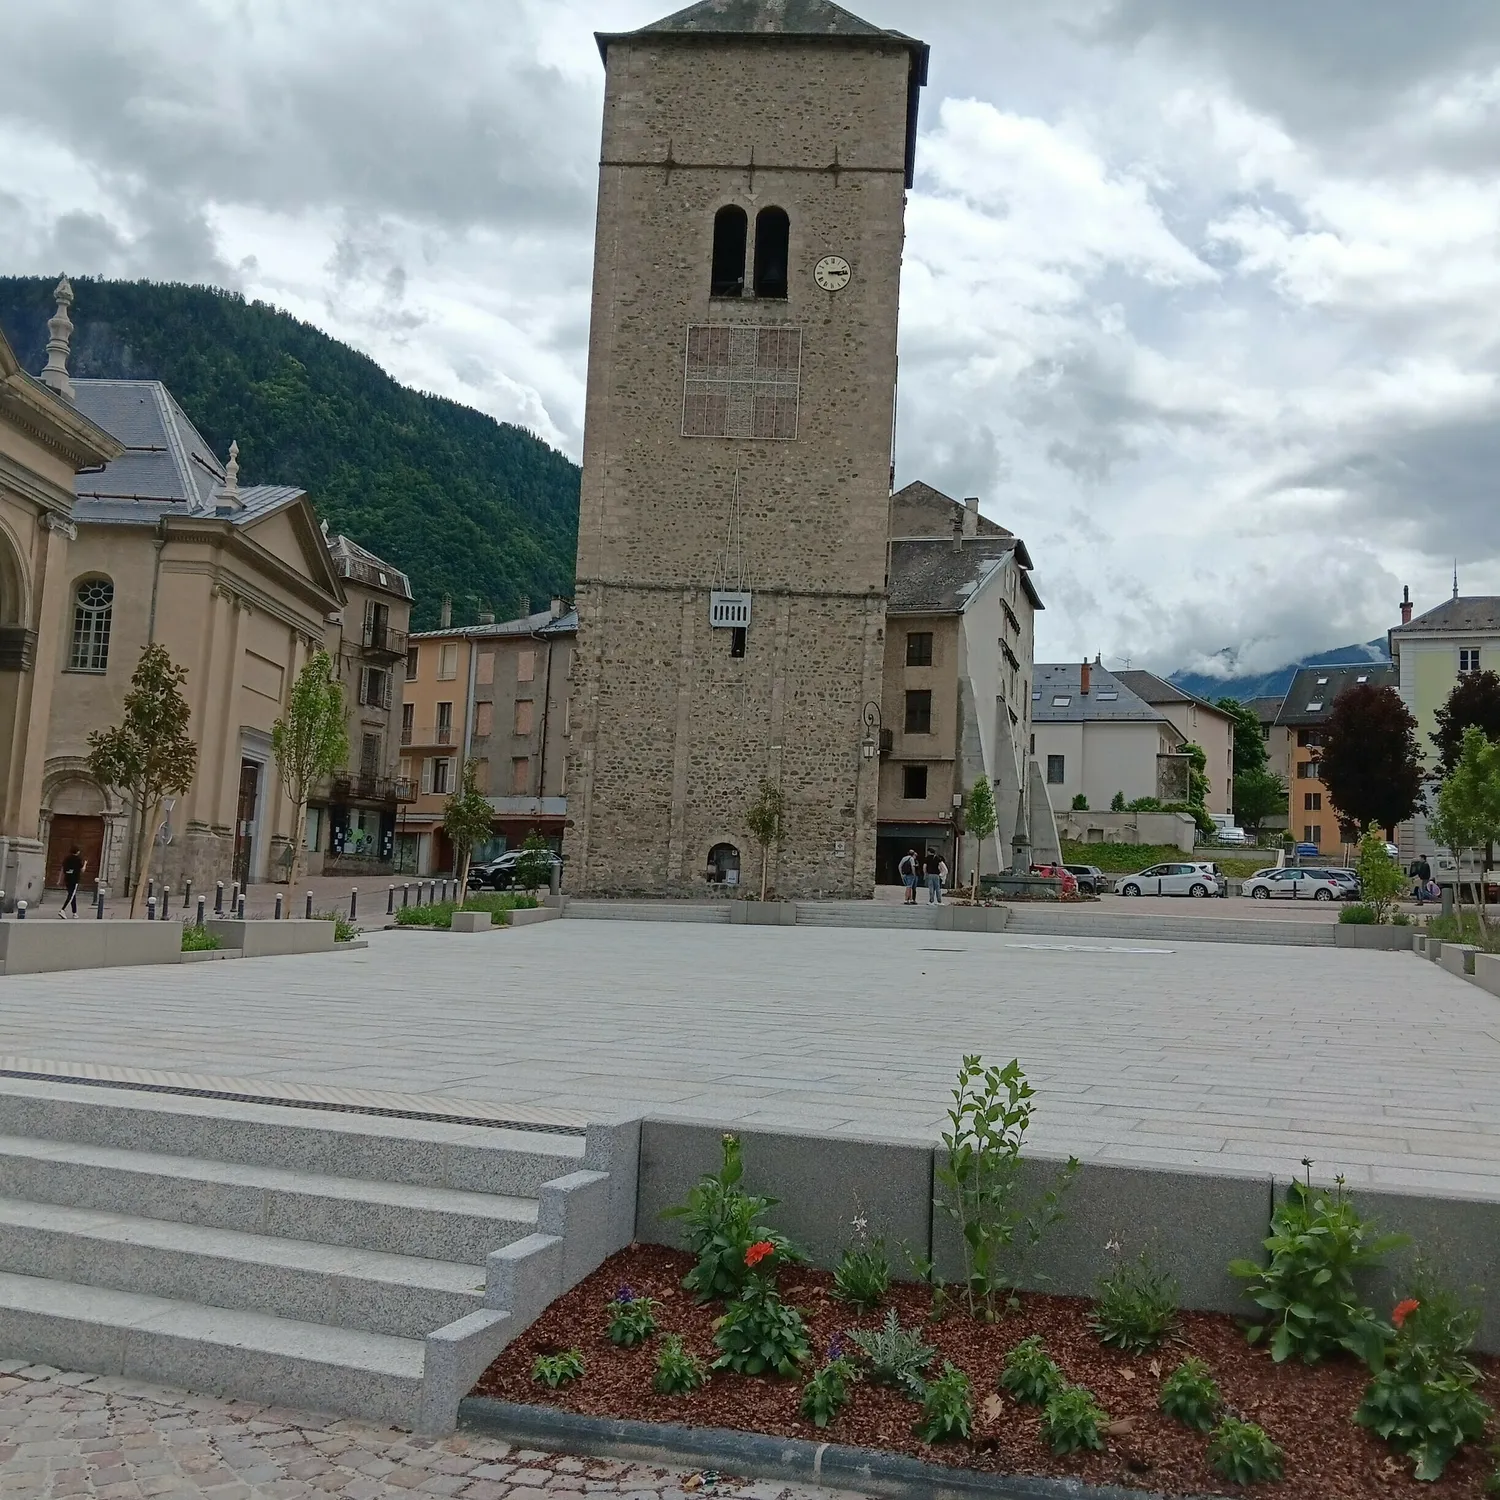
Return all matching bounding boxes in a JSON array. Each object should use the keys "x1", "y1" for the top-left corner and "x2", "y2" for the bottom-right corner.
[{"x1": 567, "y1": 1, "x2": 928, "y2": 897}]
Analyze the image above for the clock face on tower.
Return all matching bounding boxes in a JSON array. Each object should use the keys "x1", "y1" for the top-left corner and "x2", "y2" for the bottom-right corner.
[{"x1": 814, "y1": 255, "x2": 851, "y2": 291}]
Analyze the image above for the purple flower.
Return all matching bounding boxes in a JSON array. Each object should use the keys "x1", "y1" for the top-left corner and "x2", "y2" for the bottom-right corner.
[
  {"x1": 827, "y1": 1337, "x2": 844, "y2": 1362},
  {"x1": 615, "y1": 1285, "x2": 636, "y2": 1304}
]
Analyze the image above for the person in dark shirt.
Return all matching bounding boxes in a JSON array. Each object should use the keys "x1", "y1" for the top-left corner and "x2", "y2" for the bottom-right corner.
[{"x1": 59, "y1": 846, "x2": 84, "y2": 917}]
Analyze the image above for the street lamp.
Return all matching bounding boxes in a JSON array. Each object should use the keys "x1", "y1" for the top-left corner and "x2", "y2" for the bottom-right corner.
[{"x1": 860, "y1": 700, "x2": 881, "y2": 760}]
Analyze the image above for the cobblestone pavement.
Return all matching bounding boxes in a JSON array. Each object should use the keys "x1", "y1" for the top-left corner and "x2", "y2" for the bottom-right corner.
[{"x1": 0, "y1": 1366, "x2": 861, "y2": 1500}]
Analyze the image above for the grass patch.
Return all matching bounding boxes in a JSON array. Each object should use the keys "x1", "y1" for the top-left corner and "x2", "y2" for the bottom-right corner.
[
  {"x1": 181, "y1": 925, "x2": 222, "y2": 952},
  {"x1": 394, "y1": 892, "x2": 540, "y2": 929},
  {"x1": 1422, "y1": 912, "x2": 1500, "y2": 952},
  {"x1": 1061, "y1": 841, "x2": 1266, "y2": 880}
]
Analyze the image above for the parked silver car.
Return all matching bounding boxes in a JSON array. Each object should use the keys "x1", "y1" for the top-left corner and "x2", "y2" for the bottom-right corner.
[
  {"x1": 1117, "y1": 862, "x2": 1221, "y2": 898},
  {"x1": 1242, "y1": 868, "x2": 1342, "y2": 900}
]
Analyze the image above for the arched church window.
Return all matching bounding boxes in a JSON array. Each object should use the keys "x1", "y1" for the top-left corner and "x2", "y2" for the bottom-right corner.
[
  {"x1": 753, "y1": 208, "x2": 790, "y2": 299},
  {"x1": 710, "y1": 206, "x2": 747, "y2": 297},
  {"x1": 68, "y1": 577, "x2": 113, "y2": 673}
]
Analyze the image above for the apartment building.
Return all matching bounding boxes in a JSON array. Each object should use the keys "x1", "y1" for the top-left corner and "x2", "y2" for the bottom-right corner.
[{"x1": 1114, "y1": 670, "x2": 1235, "y2": 814}]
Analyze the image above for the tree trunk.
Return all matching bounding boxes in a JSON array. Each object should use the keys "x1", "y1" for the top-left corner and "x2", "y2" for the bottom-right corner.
[
  {"x1": 286, "y1": 792, "x2": 305, "y2": 892},
  {"x1": 458, "y1": 851, "x2": 471, "y2": 904},
  {"x1": 128, "y1": 794, "x2": 158, "y2": 920},
  {"x1": 759, "y1": 845, "x2": 768, "y2": 902}
]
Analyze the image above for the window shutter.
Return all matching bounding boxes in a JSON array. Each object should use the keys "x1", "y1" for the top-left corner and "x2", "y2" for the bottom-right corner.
[
  {"x1": 420, "y1": 758, "x2": 433, "y2": 794},
  {"x1": 383, "y1": 673, "x2": 393, "y2": 710}
]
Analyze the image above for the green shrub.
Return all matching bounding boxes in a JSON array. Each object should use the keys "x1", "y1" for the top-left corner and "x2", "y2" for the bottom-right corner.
[
  {"x1": 1041, "y1": 1384, "x2": 1108, "y2": 1455},
  {"x1": 606, "y1": 1287, "x2": 658, "y2": 1347},
  {"x1": 661, "y1": 1134, "x2": 799, "y2": 1302},
  {"x1": 180, "y1": 925, "x2": 222, "y2": 952},
  {"x1": 311, "y1": 909, "x2": 360, "y2": 941},
  {"x1": 652, "y1": 1335, "x2": 707, "y2": 1395},
  {"x1": 915, "y1": 1362, "x2": 973, "y2": 1443},
  {"x1": 531, "y1": 1350, "x2": 584, "y2": 1389},
  {"x1": 999, "y1": 1335, "x2": 1064, "y2": 1406},
  {"x1": 1424, "y1": 911, "x2": 1500, "y2": 953},
  {"x1": 1090, "y1": 1249, "x2": 1179, "y2": 1353},
  {"x1": 1207, "y1": 1416, "x2": 1284, "y2": 1485},
  {"x1": 1339, "y1": 903, "x2": 1378, "y2": 925},
  {"x1": 847, "y1": 1308, "x2": 935, "y2": 1398},
  {"x1": 711, "y1": 1277, "x2": 810, "y2": 1377},
  {"x1": 1061, "y1": 840, "x2": 1264, "y2": 878},
  {"x1": 394, "y1": 892, "x2": 537, "y2": 929},
  {"x1": 1159, "y1": 1357, "x2": 1221, "y2": 1431},
  {"x1": 799, "y1": 1353, "x2": 858, "y2": 1428},
  {"x1": 833, "y1": 1241, "x2": 890, "y2": 1310},
  {"x1": 1230, "y1": 1161, "x2": 1405, "y2": 1365}
]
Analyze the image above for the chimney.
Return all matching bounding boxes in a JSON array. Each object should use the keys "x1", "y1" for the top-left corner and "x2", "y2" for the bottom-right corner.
[
  {"x1": 962, "y1": 496, "x2": 979, "y2": 538},
  {"x1": 477, "y1": 610, "x2": 495, "y2": 625},
  {"x1": 950, "y1": 507, "x2": 963, "y2": 549},
  {"x1": 1080, "y1": 659, "x2": 1091, "y2": 696},
  {"x1": 439, "y1": 594, "x2": 452, "y2": 629},
  {"x1": 1400, "y1": 585, "x2": 1412, "y2": 626},
  {"x1": 40, "y1": 276, "x2": 75, "y2": 402},
  {"x1": 550, "y1": 595, "x2": 567, "y2": 619}
]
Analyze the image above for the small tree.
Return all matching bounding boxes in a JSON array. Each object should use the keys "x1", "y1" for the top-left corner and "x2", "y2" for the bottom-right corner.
[
  {"x1": 1110, "y1": 790, "x2": 1126, "y2": 812},
  {"x1": 513, "y1": 830, "x2": 554, "y2": 892},
  {"x1": 1181, "y1": 742, "x2": 1210, "y2": 811},
  {"x1": 87, "y1": 644, "x2": 198, "y2": 917},
  {"x1": 1217, "y1": 697, "x2": 1268, "y2": 775},
  {"x1": 1233, "y1": 768, "x2": 1287, "y2": 840},
  {"x1": 745, "y1": 777, "x2": 786, "y2": 901},
  {"x1": 1070, "y1": 792, "x2": 1088, "y2": 811},
  {"x1": 1355, "y1": 831, "x2": 1407, "y2": 925},
  {"x1": 271, "y1": 650, "x2": 347, "y2": 889},
  {"x1": 1320, "y1": 684, "x2": 1424, "y2": 838},
  {"x1": 1429, "y1": 726, "x2": 1500, "y2": 939},
  {"x1": 965, "y1": 776, "x2": 998, "y2": 899},
  {"x1": 442, "y1": 759, "x2": 494, "y2": 896},
  {"x1": 1431, "y1": 669, "x2": 1500, "y2": 779}
]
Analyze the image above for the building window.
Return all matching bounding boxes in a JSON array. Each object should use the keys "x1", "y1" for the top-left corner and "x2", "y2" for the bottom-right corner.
[
  {"x1": 1304, "y1": 792, "x2": 1322, "y2": 811},
  {"x1": 902, "y1": 764, "x2": 928, "y2": 800},
  {"x1": 475, "y1": 701, "x2": 493, "y2": 738},
  {"x1": 437, "y1": 701, "x2": 453, "y2": 744},
  {"x1": 683, "y1": 324, "x2": 801, "y2": 440},
  {"x1": 438, "y1": 643, "x2": 458, "y2": 680},
  {"x1": 1261, "y1": 724, "x2": 1269, "y2": 740},
  {"x1": 68, "y1": 577, "x2": 113, "y2": 672},
  {"x1": 904, "y1": 689, "x2": 932, "y2": 734},
  {"x1": 710, "y1": 205, "x2": 747, "y2": 297},
  {"x1": 1297, "y1": 760, "x2": 1321, "y2": 779},
  {"x1": 471, "y1": 758, "x2": 489, "y2": 794},
  {"x1": 511, "y1": 756, "x2": 530, "y2": 795},
  {"x1": 359, "y1": 666, "x2": 390, "y2": 709},
  {"x1": 1304, "y1": 824, "x2": 1322, "y2": 845},
  {"x1": 476, "y1": 650, "x2": 494, "y2": 687},
  {"x1": 1297, "y1": 729, "x2": 1324, "y2": 747},
  {"x1": 1461, "y1": 648, "x2": 1482, "y2": 673},
  {"x1": 515, "y1": 699, "x2": 534, "y2": 736},
  {"x1": 360, "y1": 733, "x2": 381, "y2": 777},
  {"x1": 405, "y1": 646, "x2": 419, "y2": 680},
  {"x1": 1046, "y1": 754, "x2": 1065, "y2": 784},
  {"x1": 517, "y1": 650, "x2": 535, "y2": 683},
  {"x1": 729, "y1": 626, "x2": 748, "y2": 658},
  {"x1": 1051, "y1": 694, "x2": 1071, "y2": 707},
  {"x1": 401, "y1": 702, "x2": 414, "y2": 744},
  {"x1": 427, "y1": 757, "x2": 452, "y2": 795},
  {"x1": 753, "y1": 207, "x2": 789, "y2": 299},
  {"x1": 906, "y1": 632, "x2": 933, "y2": 667}
]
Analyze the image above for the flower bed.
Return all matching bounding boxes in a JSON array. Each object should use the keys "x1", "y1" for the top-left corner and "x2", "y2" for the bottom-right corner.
[{"x1": 471, "y1": 1244, "x2": 1498, "y2": 1499}]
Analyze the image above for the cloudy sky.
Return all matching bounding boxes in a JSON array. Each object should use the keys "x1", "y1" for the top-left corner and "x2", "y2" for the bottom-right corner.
[{"x1": 5, "y1": 0, "x2": 1500, "y2": 675}]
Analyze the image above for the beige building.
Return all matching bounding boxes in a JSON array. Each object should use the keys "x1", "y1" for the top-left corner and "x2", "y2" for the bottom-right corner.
[
  {"x1": 398, "y1": 602, "x2": 573, "y2": 874},
  {"x1": 1114, "y1": 670, "x2": 1236, "y2": 815},
  {"x1": 567, "y1": 1, "x2": 929, "y2": 897},
  {"x1": 0, "y1": 295, "x2": 122, "y2": 907},
  {"x1": 877, "y1": 481, "x2": 1057, "y2": 882}
]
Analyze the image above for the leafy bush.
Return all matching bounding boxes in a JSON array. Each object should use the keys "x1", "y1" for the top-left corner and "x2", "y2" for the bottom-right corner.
[
  {"x1": 1355, "y1": 1280, "x2": 1493, "y2": 1480},
  {"x1": 799, "y1": 1354, "x2": 858, "y2": 1428},
  {"x1": 847, "y1": 1309, "x2": 935, "y2": 1398},
  {"x1": 1159, "y1": 1357, "x2": 1222, "y2": 1431},
  {"x1": 531, "y1": 1350, "x2": 584, "y2": 1389},
  {"x1": 833, "y1": 1242, "x2": 890, "y2": 1310},
  {"x1": 311, "y1": 908, "x2": 360, "y2": 942},
  {"x1": 1090, "y1": 1249, "x2": 1179, "y2": 1353},
  {"x1": 606, "y1": 1287, "x2": 658, "y2": 1347},
  {"x1": 651, "y1": 1335, "x2": 707, "y2": 1395},
  {"x1": 181, "y1": 925, "x2": 222, "y2": 952},
  {"x1": 1424, "y1": 911, "x2": 1500, "y2": 953},
  {"x1": 1230, "y1": 1161, "x2": 1405, "y2": 1365},
  {"x1": 936, "y1": 1055, "x2": 1078, "y2": 1319},
  {"x1": 393, "y1": 892, "x2": 537, "y2": 929},
  {"x1": 999, "y1": 1335, "x2": 1064, "y2": 1406},
  {"x1": 1357, "y1": 830, "x2": 1409, "y2": 923},
  {"x1": 1339, "y1": 903, "x2": 1378, "y2": 925},
  {"x1": 1041, "y1": 1384, "x2": 1108, "y2": 1455},
  {"x1": 1207, "y1": 1416, "x2": 1284, "y2": 1485},
  {"x1": 662, "y1": 1134, "x2": 798, "y2": 1302},
  {"x1": 712, "y1": 1276, "x2": 810, "y2": 1376},
  {"x1": 915, "y1": 1363, "x2": 973, "y2": 1443}
]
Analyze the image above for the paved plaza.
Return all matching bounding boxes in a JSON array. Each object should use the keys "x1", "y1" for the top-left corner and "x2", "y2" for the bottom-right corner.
[
  {"x1": 0, "y1": 1365, "x2": 856, "y2": 1500},
  {"x1": 2, "y1": 921, "x2": 1497, "y2": 1195}
]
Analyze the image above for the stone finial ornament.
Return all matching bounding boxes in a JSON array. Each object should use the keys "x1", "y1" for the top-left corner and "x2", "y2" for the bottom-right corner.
[
  {"x1": 218, "y1": 439, "x2": 243, "y2": 508},
  {"x1": 40, "y1": 275, "x2": 75, "y2": 401}
]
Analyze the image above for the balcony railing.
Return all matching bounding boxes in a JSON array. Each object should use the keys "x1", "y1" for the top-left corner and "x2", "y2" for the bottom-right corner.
[
  {"x1": 329, "y1": 774, "x2": 417, "y2": 805},
  {"x1": 400, "y1": 723, "x2": 454, "y2": 747},
  {"x1": 361, "y1": 622, "x2": 408, "y2": 661}
]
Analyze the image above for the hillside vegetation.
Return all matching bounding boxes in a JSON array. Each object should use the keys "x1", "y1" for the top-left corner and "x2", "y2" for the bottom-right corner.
[{"x1": 0, "y1": 276, "x2": 579, "y2": 629}]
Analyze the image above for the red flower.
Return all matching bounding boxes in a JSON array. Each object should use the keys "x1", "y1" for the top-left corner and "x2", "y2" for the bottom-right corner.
[
  {"x1": 744, "y1": 1240, "x2": 776, "y2": 1268},
  {"x1": 1392, "y1": 1298, "x2": 1420, "y2": 1329}
]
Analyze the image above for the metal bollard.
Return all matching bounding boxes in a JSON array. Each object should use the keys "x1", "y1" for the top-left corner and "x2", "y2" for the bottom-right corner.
[
  {"x1": 196, "y1": 895, "x2": 206, "y2": 927},
  {"x1": 350, "y1": 887, "x2": 359, "y2": 920},
  {"x1": 236, "y1": 893, "x2": 246, "y2": 919},
  {"x1": 386, "y1": 885, "x2": 395, "y2": 915},
  {"x1": 305, "y1": 891, "x2": 313, "y2": 920},
  {"x1": 274, "y1": 893, "x2": 283, "y2": 921},
  {"x1": 183, "y1": 880, "x2": 192, "y2": 910},
  {"x1": 215, "y1": 880, "x2": 224, "y2": 915},
  {"x1": 230, "y1": 880, "x2": 240, "y2": 914},
  {"x1": 147, "y1": 896, "x2": 156, "y2": 921},
  {"x1": 16, "y1": 900, "x2": 26, "y2": 919},
  {"x1": 162, "y1": 887, "x2": 170, "y2": 915},
  {"x1": 147, "y1": 878, "x2": 154, "y2": 903},
  {"x1": 403, "y1": 883, "x2": 411, "y2": 908},
  {"x1": 440, "y1": 879, "x2": 448, "y2": 904},
  {"x1": 96, "y1": 888, "x2": 104, "y2": 920}
]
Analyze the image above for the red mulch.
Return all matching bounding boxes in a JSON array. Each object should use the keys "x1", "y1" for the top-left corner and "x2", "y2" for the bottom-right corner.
[{"x1": 470, "y1": 1245, "x2": 1500, "y2": 1499}]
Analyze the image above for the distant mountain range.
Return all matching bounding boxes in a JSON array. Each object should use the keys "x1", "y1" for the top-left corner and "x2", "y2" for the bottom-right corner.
[{"x1": 1169, "y1": 639, "x2": 1391, "y2": 704}]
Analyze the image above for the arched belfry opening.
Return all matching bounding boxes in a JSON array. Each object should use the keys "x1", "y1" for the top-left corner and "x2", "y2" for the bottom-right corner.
[
  {"x1": 753, "y1": 207, "x2": 789, "y2": 299},
  {"x1": 711, "y1": 206, "x2": 747, "y2": 297}
]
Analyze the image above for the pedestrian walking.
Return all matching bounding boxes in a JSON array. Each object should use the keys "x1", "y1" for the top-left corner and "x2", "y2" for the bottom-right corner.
[
  {"x1": 1412, "y1": 855, "x2": 1432, "y2": 903},
  {"x1": 922, "y1": 848, "x2": 943, "y2": 904},
  {"x1": 59, "y1": 845, "x2": 84, "y2": 918},
  {"x1": 898, "y1": 847, "x2": 919, "y2": 905}
]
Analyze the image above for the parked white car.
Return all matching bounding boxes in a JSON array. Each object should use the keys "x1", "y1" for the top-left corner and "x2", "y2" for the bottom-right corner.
[
  {"x1": 1116, "y1": 862, "x2": 1221, "y2": 897},
  {"x1": 1242, "y1": 868, "x2": 1342, "y2": 901}
]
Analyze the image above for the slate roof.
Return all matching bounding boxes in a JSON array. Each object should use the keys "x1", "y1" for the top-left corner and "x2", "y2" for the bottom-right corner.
[
  {"x1": 1031, "y1": 663, "x2": 1170, "y2": 725},
  {"x1": 1115, "y1": 668, "x2": 1233, "y2": 718},
  {"x1": 625, "y1": 0, "x2": 914, "y2": 43},
  {"x1": 1391, "y1": 597, "x2": 1500, "y2": 634},
  {"x1": 71, "y1": 380, "x2": 225, "y2": 509},
  {"x1": 888, "y1": 537, "x2": 1041, "y2": 614},
  {"x1": 1273, "y1": 663, "x2": 1398, "y2": 728},
  {"x1": 410, "y1": 607, "x2": 577, "y2": 642},
  {"x1": 1244, "y1": 695, "x2": 1285, "y2": 727},
  {"x1": 328, "y1": 532, "x2": 413, "y2": 602}
]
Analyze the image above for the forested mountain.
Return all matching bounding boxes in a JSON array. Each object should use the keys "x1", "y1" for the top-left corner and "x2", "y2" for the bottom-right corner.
[
  {"x1": 1169, "y1": 638, "x2": 1391, "y2": 703},
  {"x1": 0, "y1": 277, "x2": 579, "y2": 629}
]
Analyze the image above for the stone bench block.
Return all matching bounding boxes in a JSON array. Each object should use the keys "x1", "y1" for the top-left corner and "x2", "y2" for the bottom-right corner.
[
  {"x1": 204, "y1": 918, "x2": 335, "y2": 957},
  {"x1": 509, "y1": 905, "x2": 559, "y2": 927},
  {"x1": 0, "y1": 920, "x2": 181, "y2": 975},
  {"x1": 1439, "y1": 943, "x2": 1478, "y2": 977},
  {"x1": 1472, "y1": 951, "x2": 1500, "y2": 998},
  {"x1": 727, "y1": 901, "x2": 796, "y2": 925},
  {"x1": 1334, "y1": 924, "x2": 1415, "y2": 950},
  {"x1": 448, "y1": 911, "x2": 492, "y2": 933}
]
